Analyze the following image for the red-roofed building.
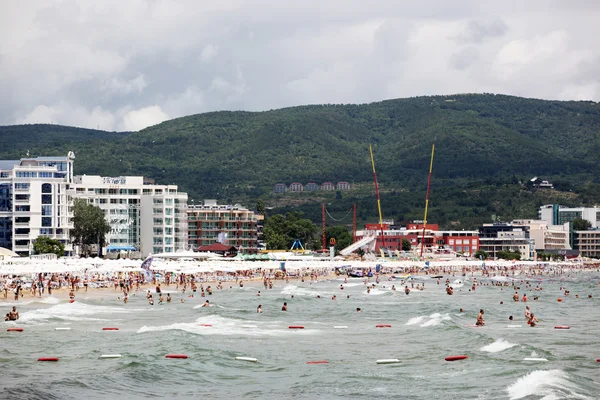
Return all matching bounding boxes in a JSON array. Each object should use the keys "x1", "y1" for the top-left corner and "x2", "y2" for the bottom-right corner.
[
  {"x1": 321, "y1": 182, "x2": 335, "y2": 191},
  {"x1": 289, "y1": 182, "x2": 304, "y2": 192},
  {"x1": 197, "y1": 243, "x2": 237, "y2": 255}
]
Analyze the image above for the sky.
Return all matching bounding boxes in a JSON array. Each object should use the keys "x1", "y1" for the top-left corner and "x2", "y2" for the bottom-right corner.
[{"x1": 1, "y1": 0, "x2": 599, "y2": 131}]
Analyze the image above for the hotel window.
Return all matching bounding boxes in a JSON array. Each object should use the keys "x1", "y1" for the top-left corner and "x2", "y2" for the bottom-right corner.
[
  {"x1": 39, "y1": 172, "x2": 53, "y2": 178},
  {"x1": 165, "y1": 218, "x2": 173, "y2": 225},
  {"x1": 456, "y1": 239, "x2": 462, "y2": 245},
  {"x1": 165, "y1": 198, "x2": 173, "y2": 205},
  {"x1": 42, "y1": 205, "x2": 52, "y2": 216},
  {"x1": 456, "y1": 246, "x2": 462, "y2": 252},
  {"x1": 16, "y1": 171, "x2": 37, "y2": 178},
  {"x1": 42, "y1": 217, "x2": 52, "y2": 227},
  {"x1": 449, "y1": 239, "x2": 454, "y2": 245},
  {"x1": 165, "y1": 227, "x2": 173, "y2": 235},
  {"x1": 15, "y1": 183, "x2": 30, "y2": 191}
]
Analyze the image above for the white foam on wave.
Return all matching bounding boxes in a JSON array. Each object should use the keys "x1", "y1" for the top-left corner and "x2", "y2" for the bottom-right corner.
[
  {"x1": 405, "y1": 313, "x2": 451, "y2": 327},
  {"x1": 366, "y1": 288, "x2": 387, "y2": 296},
  {"x1": 138, "y1": 315, "x2": 318, "y2": 337},
  {"x1": 480, "y1": 338, "x2": 517, "y2": 353},
  {"x1": 1, "y1": 296, "x2": 61, "y2": 307},
  {"x1": 451, "y1": 279, "x2": 464, "y2": 288},
  {"x1": 19, "y1": 302, "x2": 139, "y2": 324},
  {"x1": 280, "y1": 284, "x2": 321, "y2": 297},
  {"x1": 506, "y1": 369, "x2": 590, "y2": 400}
]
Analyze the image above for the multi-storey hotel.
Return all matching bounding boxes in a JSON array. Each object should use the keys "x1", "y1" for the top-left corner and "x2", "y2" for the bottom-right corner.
[
  {"x1": 188, "y1": 200, "x2": 259, "y2": 254},
  {"x1": 0, "y1": 152, "x2": 76, "y2": 256},
  {"x1": 0, "y1": 152, "x2": 188, "y2": 256},
  {"x1": 72, "y1": 175, "x2": 188, "y2": 256}
]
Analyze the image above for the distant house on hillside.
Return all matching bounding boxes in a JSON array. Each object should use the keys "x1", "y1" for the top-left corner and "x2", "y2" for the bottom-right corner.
[
  {"x1": 274, "y1": 183, "x2": 286, "y2": 193},
  {"x1": 305, "y1": 182, "x2": 319, "y2": 191},
  {"x1": 289, "y1": 182, "x2": 303, "y2": 192},
  {"x1": 336, "y1": 181, "x2": 350, "y2": 191},
  {"x1": 321, "y1": 182, "x2": 335, "y2": 191},
  {"x1": 530, "y1": 177, "x2": 554, "y2": 189}
]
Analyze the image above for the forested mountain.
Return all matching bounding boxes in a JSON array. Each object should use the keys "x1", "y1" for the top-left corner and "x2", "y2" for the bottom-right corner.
[{"x1": 2, "y1": 94, "x2": 600, "y2": 229}]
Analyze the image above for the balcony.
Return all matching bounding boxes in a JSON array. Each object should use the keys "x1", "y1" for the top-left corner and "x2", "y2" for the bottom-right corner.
[
  {"x1": 13, "y1": 245, "x2": 30, "y2": 251},
  {"x1": 14, "y1": 222, "x2": 30, "y2": 227},
  {"x1": 14, "y1": 234, "x2": 30, "y2": 240}
]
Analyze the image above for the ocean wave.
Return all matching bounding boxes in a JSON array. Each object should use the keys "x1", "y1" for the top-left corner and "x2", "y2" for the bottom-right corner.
[
  {"x1": 480, "y1": 339, "x2": 517, "y2": 353},
  {"x1": 506, "y1": 369, "x2": 591, "y2": 400},
  {"x1": 18, "y1": 302, "x2": 139, "y2": 323},
  {"x1": 405, "y1": 313, "x2": 451, "y2": 327},
  {"x1": 138, "y1": 315, "x2": 317, "y2": 337},
  {"x1": 280, "y1": 284, "x2": 321, "y2": 297}
]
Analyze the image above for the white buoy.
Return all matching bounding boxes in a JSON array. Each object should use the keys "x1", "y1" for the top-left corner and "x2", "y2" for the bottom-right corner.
[
  {"x1": 235, "y1": 356, "x2": 258, "y2": 362},
  {"x1": 376, "y1": 359, "x2": 400, "y2": 364},
  {"x1": 100, "y1": 354, "x2": 122, "y2": 359},
  {"x1": 334, "y1": 326, "x2": 348, "y2": 329},
  {"x1": 506, "y1": 325, "x2": 522, "y2": 328},
  {"x1": 55, "y1": 327, "x2": 72, "y2": 330},
  {"x1": 523, "y1": 357, "x2": 548, "y2": 362},
  {"x1": 241, "y1": 325, "x2": 257, "y2": 328}
]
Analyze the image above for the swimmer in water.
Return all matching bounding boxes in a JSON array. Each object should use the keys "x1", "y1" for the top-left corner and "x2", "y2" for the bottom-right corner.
[
  {"x1": 476, "y1": 309, "x2": 485, "y2": 326},
  {"x1": 528, "y1": 313, "x2": 539, "y2": 327},
  {"x1": 513, "y1": 292, "x2": 519, "y2": 301},
  {"x1": 167, "y1": 293, "x2": 171, "y2": 303},
  {"x1": 281, "y1": 302, "x2": 288, "y2": 311},
  {"x1": 257, "y1": 304, "x2": 262, "y2": 313},
  {"x1": 201, "y1": 300, "x2": 210, "y2": 307},
  {"x1": 356, "y1": 308, "x2": 361, "y2": 313},
  {"x1": 524, "y1": 305, "x2": 531, "y2": 320},
  {"x1": 405, "y1": 286, "x2": 410, "y2": 295}
]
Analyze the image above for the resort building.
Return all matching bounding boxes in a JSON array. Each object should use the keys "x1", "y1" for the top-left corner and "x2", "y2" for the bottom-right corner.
[
  {"x1": 305, "y1": 182, "x2": 319, "y2": 191},
  {"x1": 321, "y1": 182, "x2": 335, "y2": 191},
  {"x1": 336, "y1": 181, "x2": 351, "y2": 190},
  {"x1": 274, "y1": 183, "x2": 286, "y2": 193},
  {"x1": 288, "y1": 182, "x2": 304, "y2": 192},
  {"x1": 477, "y1": 223, "x2": 533, "y2": 260},
  {"x1": 573, "y1": 230, "x2": 600, "y2": 258},
  {"x1": 511, "y1": 219, "x2": 571, "y2": 252},
  {"x1": 355, "y1": 222, "x2": 479, "y2": 255},
  {"x1": 188, "y1": 200, "x2": 259, "y2": 254},
  {"x1": 71, "y1": 175, "x2": 188, "y2": 256},
  {"x1": 539, "y1": 204, "x2": 600, "y2": 228},
  {"x1": 0, "y1": 152, "x2": 76, "y2": 256}
]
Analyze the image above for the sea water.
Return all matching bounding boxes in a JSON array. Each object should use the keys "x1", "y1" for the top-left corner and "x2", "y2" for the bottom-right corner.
[{"x1": 2, "y1": 272, "x2": 599, "y2": 399}]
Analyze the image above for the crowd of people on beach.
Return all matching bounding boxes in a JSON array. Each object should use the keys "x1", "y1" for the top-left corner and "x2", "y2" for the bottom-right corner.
[{"x1": 2, "y1": 261, "x2": 599, "y2": 327}]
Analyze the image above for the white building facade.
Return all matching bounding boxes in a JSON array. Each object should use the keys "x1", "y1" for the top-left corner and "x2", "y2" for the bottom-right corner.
[
  {"x1": 539, "y1": 204, "x2": 600, "y2": 228},
  {"x1": 0, "y1": 153, "x2": 76, "y2": 256},
  {"x1": 72, "y1": 175, "x2": 188, "y2": 256},
  {"x1": 512, "y1": 219, "x2": 571, "y2": 251}
]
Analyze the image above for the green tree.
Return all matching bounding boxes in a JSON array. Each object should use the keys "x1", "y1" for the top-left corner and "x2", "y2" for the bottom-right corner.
[
  {"x1": 263, "y1": 211, "x2": 317, "y2": 250},
  {"x1": 572, "y1": 218, "x2": 592, "y2": 231},
  {"x1": 326, "y1": 225, "x2": 353, "y2": 254},
  {"x1": 32, "y1": 236, "x2": 65, "y2": 257},
  {"x1": 401, "y1": 237, "x2": 411, "y2": 251},
  {"x1": 256, "y1": 199, "x2": 266, "y2": 216},
  {"x1": 70, "y1": 199, "x2": 111, "y2": 257},
  {"x1": 474, "y1": 249, "x2": 488, "y2": 260},
  {"x1": 497, "y1": 250, "x2": 521, "y2": 260}
]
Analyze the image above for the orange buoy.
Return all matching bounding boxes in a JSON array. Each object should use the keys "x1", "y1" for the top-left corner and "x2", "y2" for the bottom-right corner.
[
  {"x1": 445, "y1": 355, "x2": 468, "y2": 361},
  {"x1": 7, "y1": 328, "x2": 23, "y2": 332},
  {"x1": 38, "y1": 357, "x2": 59, "y2": 362},
  {"x1": 306, "y1": 360, "x2": 329, "y2": 364},
  {"x1": 69, "y1": 299, "x2": 75, "y2": 303},
  {"x1": 289, "y1": 326, "x2": 305, "y2": 329},
  {"x1": 102, "y1": 327, "x2": 119, "y2": 331},
  {"x1": 554, "y1": 326, "x2": 571, "y2": 330},
  {"x1": 596, "y1": 358, "x2": 600, "y2": 362},
  {"x1": 376, "y1": 324, "x2": 392, "y2": 328},
  {"x1": 165, "y1": 354, "x2": 188, "y2": 359},
  {"x1": 557, "y1": 298, "x2": 563, "y2": 302}
]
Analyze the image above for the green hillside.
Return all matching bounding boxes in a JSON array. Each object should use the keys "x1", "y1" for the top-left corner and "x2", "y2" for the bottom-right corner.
[{"x1": 1, "y1": 94, "x2": 600, "y2": 228}]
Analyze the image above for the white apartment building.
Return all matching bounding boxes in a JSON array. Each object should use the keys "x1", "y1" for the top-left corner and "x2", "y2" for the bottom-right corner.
[
  {"x1": 72, "y1": 175, "x2": 188, "y2": 256},
  {"x1": 539, "y1": 204, "x2": 600, "y2": 228},
  {"x1": 512, "y1": 219, "x2": 571, "y2": 251},
  {"x1": 0, "y1": 153, "x2": 75, "y2": 256}
]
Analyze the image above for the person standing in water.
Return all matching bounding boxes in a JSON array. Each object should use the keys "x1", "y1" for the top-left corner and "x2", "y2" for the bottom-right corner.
[{"x1": 476, "y1": 309, "x2": 485, "y2": 326}]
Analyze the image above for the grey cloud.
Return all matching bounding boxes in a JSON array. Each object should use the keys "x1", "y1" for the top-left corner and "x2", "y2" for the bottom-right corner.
[
  {"x1": 449, "y1": 47, "x2": 480, "y2": 71},
  {"x1": 0, "y1": 1, "x2": 599, "y2": 131},
  {"x1": 458, "y1": 19, "x2": 509, "y2": 44}
]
